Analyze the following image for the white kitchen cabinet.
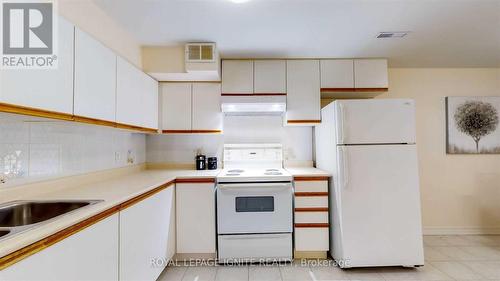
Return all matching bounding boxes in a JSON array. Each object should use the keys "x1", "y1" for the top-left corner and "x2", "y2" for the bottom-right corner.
[
  {"x1": 120, "y1": 186, "x2": 175, "y2": 281},
  {"x1": 254, "y1": 60, "x2": 286, "y2": 94},
  {"x1": 222, "y1": 60, "x2": 253, "y2": 94},
  {"x1": 354, "y1": 59, "x2": 388, "y2": 89},
  {"x1": 161, "y1": 83, "x2": 192, "y2": 131},
  {"x1": 74, "y1": 28, "x2": 117, "y2": 122},
  {"x1": 176, "y1": 182, "x2": 216, "y2": 253},
  {"x1": 320, "y1": 59, "x2": 354, "y2": 89},
  {"x1": 286, "y1": 60, "x2": 321, "y2": 123},
  {"x1": 0, "y1": 214, "x2": 119, "y2": 281},
  {"x1": 0, "y1": 17, "x2": 74, "y2": 114},
  {"x1": 116, "y1": 57, "x2": 158, "y2": 129},
  {"x1": 192, "y1": 83, "x2": 222, "y2": 131},
  {"x1": 295, "y1": 228, "x2": 329, "y2": 252}
]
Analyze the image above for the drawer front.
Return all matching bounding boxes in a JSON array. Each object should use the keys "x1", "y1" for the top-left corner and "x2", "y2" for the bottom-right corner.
[
  {"x1": 218, "y1": 233, "x2": 292, "y2": 262},
  {"x1": 295, "y1": 196, "x2": 328, "y2": 208},
  {"x1": 295, "y1": 212, "x2": 329, "y2": 224},
  {"x1": 294, "y1": 228, "x2": 329, "y2": 251},
  {"x1": 294, "y1": 181, "x2": 328, "y2": 193}
]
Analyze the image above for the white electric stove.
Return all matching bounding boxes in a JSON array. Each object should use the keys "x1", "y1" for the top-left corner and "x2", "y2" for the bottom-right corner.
[{"x1": 216, "y1": 144, "x2": 293, "y2": 263}]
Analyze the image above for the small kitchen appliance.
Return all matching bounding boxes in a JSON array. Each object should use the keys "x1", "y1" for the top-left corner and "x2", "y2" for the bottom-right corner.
[
  {"x1": 207, "y1": 157, "x2": 217, "y2": 170},
  {"x1": 216, "y1": 144, "x2": 293, "y2": 263},
  {"x1": 195, "y1": 154, "x2": 206, "y2": 170},
  {"x1": 315, "y1": 99, "x2": 424, "y2": 268}
]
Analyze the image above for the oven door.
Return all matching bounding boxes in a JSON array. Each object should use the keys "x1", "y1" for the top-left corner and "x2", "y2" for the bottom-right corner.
[{"x1": 216, "y1": 182, "x2": 293, "y2": 234}]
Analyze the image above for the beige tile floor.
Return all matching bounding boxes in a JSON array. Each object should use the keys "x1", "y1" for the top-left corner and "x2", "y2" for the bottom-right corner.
[{"x1": 157, "y1": 235, "x2": 500, "y2": 281}]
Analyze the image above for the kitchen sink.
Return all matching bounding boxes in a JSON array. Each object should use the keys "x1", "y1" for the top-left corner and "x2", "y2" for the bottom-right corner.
[
  {"x1": 0, "y1": 230, "x2": 9, "y2": 238},
  {"x1": 0, "y1": 200, "x2": 101, "y2": 227}
]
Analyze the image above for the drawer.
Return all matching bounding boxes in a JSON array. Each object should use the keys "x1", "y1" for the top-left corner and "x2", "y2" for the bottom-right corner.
[
  {"x1": 218, "y1": 233, "x2": 292, "y2": 262},
  {"x1": 295, "y1": 196, "x2": 328, "y2": 208},
  {"x1": 294, "y1": 181, "x2": 328, "y2": 193},
  {"x1": 295, "y1": 211, "x2": 329, "y2": 224},
  {"x1": 294, "y1": 227, "x2": 329, "y2": 251}
]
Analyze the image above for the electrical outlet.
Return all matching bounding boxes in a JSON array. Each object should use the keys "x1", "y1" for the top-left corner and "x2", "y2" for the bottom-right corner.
[
  {"x1": 127, "y1": 150, "x2": 135, "y2": 164},
  {"x1": 0, "y1": 175, "x2": 6, "y2": 184}
]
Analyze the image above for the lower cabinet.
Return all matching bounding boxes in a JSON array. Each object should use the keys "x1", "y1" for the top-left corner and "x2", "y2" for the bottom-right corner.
[
  {"x1": 120, "y1": 186, "x2": 175, "y2": 281},
  {"x1": 294, "y1": 179, "x2": 330, "y2": 257},
  {"x1": 0, "y1": 214, "x2": 120, "y2": 281},
  {"x1": 176, "y1": 182, "x2": 216, "y2": 254}
]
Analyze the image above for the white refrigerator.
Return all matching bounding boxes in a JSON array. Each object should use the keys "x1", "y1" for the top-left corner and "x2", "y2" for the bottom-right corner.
[{"x1": 315, "y1": 99, "x2": 424, "y2": 268}]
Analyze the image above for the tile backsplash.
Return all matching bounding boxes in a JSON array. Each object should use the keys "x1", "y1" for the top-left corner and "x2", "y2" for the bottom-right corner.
[
  {"x1": 0, "y1": 114, "x2": 146, "y2": 184},
  {"x1": 147, "y1": 115, "x2": 313, "y2": 165}
]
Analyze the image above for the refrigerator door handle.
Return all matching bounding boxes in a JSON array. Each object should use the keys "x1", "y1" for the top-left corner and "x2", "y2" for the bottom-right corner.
[
  {"x1": 340, "y1": 146, "x2": 349, "y2": 189},
  {"x1": 338, "y1": 103, "x2": 345, "y2": 144}
]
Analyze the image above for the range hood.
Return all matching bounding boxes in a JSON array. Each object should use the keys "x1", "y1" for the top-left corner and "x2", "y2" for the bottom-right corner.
[{"x1": 221, "y1": 95, "x2": 286, "y2": 116}]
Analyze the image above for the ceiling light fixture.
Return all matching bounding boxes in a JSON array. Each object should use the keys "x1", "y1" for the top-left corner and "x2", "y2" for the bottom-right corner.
[{"x1": 376, "y1": 32, "x2": 410, "y2": 38}]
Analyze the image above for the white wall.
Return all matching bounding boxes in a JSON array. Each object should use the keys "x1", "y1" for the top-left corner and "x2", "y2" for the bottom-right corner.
[
  {"x1": 381, "y1": 68, "x2": 500, "y2": 234},
  {"x1": 147, "y1": 115, "x2": 312, "y2": 165},
  {"x1": 59, "y1": 0, "x2": 142, "y2": 67},
  {"x1": 0, "y1": 114, "x2": 145, "y2": 185}
]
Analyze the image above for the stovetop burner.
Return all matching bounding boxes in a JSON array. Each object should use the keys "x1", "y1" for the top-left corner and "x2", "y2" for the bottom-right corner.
[{"x1": 264, "y1": 171, "x2": 283, "y2": 175}]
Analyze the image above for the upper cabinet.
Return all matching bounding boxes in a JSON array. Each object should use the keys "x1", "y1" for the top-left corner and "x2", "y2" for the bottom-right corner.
[
  {"x1": 0, "y1": 17, "x2": 74, "y2": 115},
  {"x1": 161, "y1": 82, "x2": 222, "y2": 133},
  {"x1": 354, "y1": 59, "x2": 388, "y2": 89},
  {"x1": 320, "y1": 59, "x2": 354, "y2": 89},
  {"x1": 74, "y1": 28, "x2": 117, "y2": 122},
  {"x1": 254, "y1": 60, "x2": 286, "y2": 94},
  {"x1": 116, "y1": 57, "x2": 158, "y2": 130},
  {"x1": 161, "y1": 83, "x2": 192, "y2": 131},
  {"x1": 192, "y1": 83, "x2": 222, "y2": 132},
  {"x1": 286, "y1": 60, "x2": 321, "y2": 124},
  {"x1": 221, "y1": 60, "x2": 253, "y2": 94}
]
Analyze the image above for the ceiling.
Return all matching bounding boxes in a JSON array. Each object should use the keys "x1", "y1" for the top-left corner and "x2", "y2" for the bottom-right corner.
[{"x1": 93, "y1": 0, "x2": 500, "y2": 67}]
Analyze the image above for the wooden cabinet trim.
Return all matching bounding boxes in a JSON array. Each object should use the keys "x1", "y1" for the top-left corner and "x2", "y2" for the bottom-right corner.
[
  {"x1": 175, "y1": 178, "x2": 216, "y2": 184},
  {"x1": 162, "y1": 130, "x2": 222, "y2": 134},
  {"x1": 287, "y1": 120, "x2": 321, "y2": 124},
  {"x1": 0, "y1": 102, "x2": 74, "y2": 121},
  {"x1": 294, "y1": 223, "x2": 329, "y2": 228},
  {"x1": 295, "y1": 207, "x2": 329, "y2": 212},
  {"x1": 295, "y1": 192, "x2": 328, "y2": 197},
  {"x1": 294, "y1": 176, "x2": 329, "y2": 181},
  {"x1": 0, "y1": 104, "x2": 159, "y2": 134},
  {"x1": 321, "y1": 88, "x2": 388, "y2": 92},
  {"x1": 0, "y1": 180, "x2": 176, "y2": 270},
  {"x1": 221, "y1": 93, "x2": 286, "y2": 96}
]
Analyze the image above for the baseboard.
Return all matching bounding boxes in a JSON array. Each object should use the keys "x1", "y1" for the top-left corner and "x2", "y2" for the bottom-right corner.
[
  {"x1": 423, "y1": 227, "x2": 500, "y2": 235},
  {"x1": 294, "y1": 251, "x2": 327, "y2": 259}
]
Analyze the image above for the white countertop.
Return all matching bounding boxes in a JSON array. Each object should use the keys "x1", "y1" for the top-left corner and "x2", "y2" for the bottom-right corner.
[
  {"x1": 0, "y1": 166, "x2": 327, "y2": 258},
  {"x1": 285, "y1": 167, "x2": 331, "y2": 177},
  {"x1": 0, "y1": 168, "x2": 220, "y2": 258}
]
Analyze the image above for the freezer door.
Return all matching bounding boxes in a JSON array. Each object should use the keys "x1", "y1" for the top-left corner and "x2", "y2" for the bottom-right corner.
[
  {"x1": 335, "y1": 99, "x2": 416, "y2": 145},
  {"x1": 334, "y1": 144, "x2": 424, "y2": 267}
]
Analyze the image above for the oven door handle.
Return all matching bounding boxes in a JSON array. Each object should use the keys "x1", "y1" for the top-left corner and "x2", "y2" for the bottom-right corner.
[{"x1": 217, "y1": 183, "x2": 292, "y2": 193}]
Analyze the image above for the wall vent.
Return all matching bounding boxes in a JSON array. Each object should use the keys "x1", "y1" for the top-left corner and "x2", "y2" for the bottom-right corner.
[
  {"x1": 376, "y1": 32, "x2": 409, "y2": 38},
  {"x1": 185, "y1": 43, "x2": 216, "y2": 62}
]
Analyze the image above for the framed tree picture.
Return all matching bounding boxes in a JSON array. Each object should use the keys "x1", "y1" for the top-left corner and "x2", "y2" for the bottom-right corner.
[{"x1": 446, "y1": 97, "x2": 500, "y2": 154}]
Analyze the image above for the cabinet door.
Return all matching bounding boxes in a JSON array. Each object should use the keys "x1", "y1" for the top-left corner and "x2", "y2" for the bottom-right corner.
[
  {"x1": 176, "y1": 183, "x2": 216, "y2": 253},
  {"x1": 74, "y1": 28, "x2": 116, "y2": 122},
  {"x1": 120, "y1": 186, "x2": 174, "y2": 281},
  {"x1": 160, "y1": 83, "x2": 192, "y2": 131},
  {"x1": 320, "y1": 59, "x2": 354, "y2": 89},
  {"x1": 254, "y1": 60, "x2": 286, "y2": 94},
  {"x1": 354, "y1": 59, "x2": 388, "y2": 89},
  {"x1": 116, "y1": 57, "x2": 158, "y2": 129},
  {"x1": 141, "y1": 74, "x2": 159, "y2": 130},
  {"x1": 221, "y1": 60, "x2": 253, "y2": 94},
  {"x1": 192, "y1": 83, "x2": 222, "y2": 131},
  {"x1": 0, "y1": 17, "x2": 74, "y2": 114},
  {"x1": 286, "y1": 60, "x2": 321, "y2": 122},
  {"x1": 0, "y1": 214, "x2": 119, "y2": 281}
]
